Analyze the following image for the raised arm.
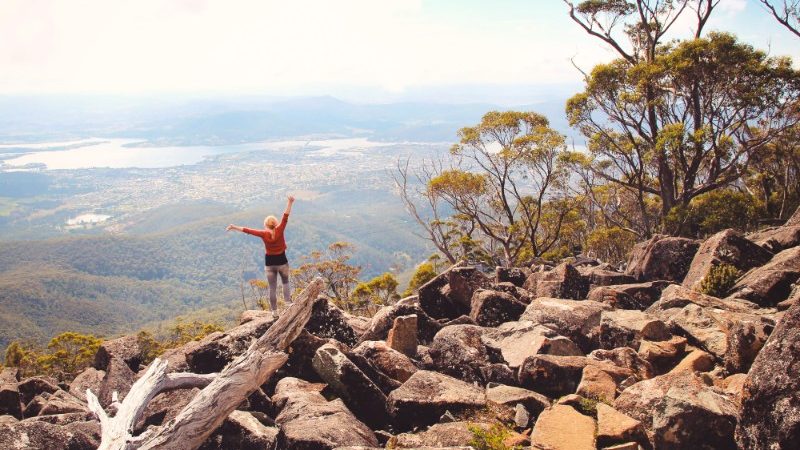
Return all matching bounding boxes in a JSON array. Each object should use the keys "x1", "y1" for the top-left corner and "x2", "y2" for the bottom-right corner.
[{"x1": 284, "y1": 195, "x2": 295, "y2": 216}]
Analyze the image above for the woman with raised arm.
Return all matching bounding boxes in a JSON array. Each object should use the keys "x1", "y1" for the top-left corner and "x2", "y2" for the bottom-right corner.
[{"x1": 227, "y1": 196, "x2": 295, "y2": 316}]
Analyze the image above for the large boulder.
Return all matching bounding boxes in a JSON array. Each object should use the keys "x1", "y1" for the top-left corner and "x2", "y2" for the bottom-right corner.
[
  {"x1": 199, "y1": 410, "x2": 278, "y2": 450},
  {"x1": 93, "y1": 335, "x2": 144, "y2": 372},
  {"x1": 418, "y1": 264, "x2": 490, "y2": 320},
  {"x1": 589, "y1": 347, "x2": 655, "y2": 381},
  {"x1": 481, "y1": 321, "x2": 582, "y2": 369},
  {"x1": 728, "y1": 246, "x2": 800, "y2": 306},
  {"x1": 485, "y1": 384, "x2": 551, "y2": 419},
  {"x1": 390, "y1": 421, "x2": 491, "y2": 448},
  {"x1": 520, "y1": 297, "x2": 611, "y2": 352},
  {"x1": 98, "y1": 356, "x2": 136, "y2": 407},
  {"x1": 523, "y1": 262, "x2": 590, "y2": 300},
  {"x1": 530, "y1": 404, "x2": 596, "y2": 450},
  {"x1": 495, "y1": 266, "x2": 529, "y2": 287},
  {"x1": 428, "y1": 325, "x2": 496, "y2": 383},
  {"x1": 17, "y1": 377, "x2": 59, "y2": 407},
  {"x1": 587, "y1": 281, "x2": 673, "y2": 310},
  {"x1": 599, "y1": 310, "x2": 671, "y2": 350},
  {"x1": 596, "y1": 403, "x2": 648, "y2": 449},
  {"x1": 658, "y1": 303, "x2": 774, "y2": 373},
  {"x1": 578, "y1": 265, "x2": 636, "y2": 287},
  {"x1": 386, "y1": 314, "x2": 418, "y2": 357},
  {"x1": 305, "y1": 297, "x2": 360, "y2": 347},
  {"x1": 352, "y1": 341, "x2": 418, "y2": 383},
  {"x1": 614, "y1": 371, "x2": 738, "y2": 449},
  {"x1": 638, "y1": 335, "x2": 688, "y2": 375},
  {"x1": 135, "y1": 388, "x2": 198, "y2": 432},
  {"x1": 517, "y1": 355, "x2": 631, "y2": 398},
  {"x1": 312, "y1": 344, "x2": 390, "y2": 428},
  {"x1": 186, "y1": 313, "x2": 275, "y2": 373},
  {"x1": 646, "y1": 283, "x2": 760, "y2": 317},
  {"x1": 359, "y1": 303, "x2": 441, "y2": 345},
  {"x1": 272, "y1": 377, "x2": 378, "y2": 449},
  {"x1": 0, "y1": 419, "x2": 97, "y2": 450},
  {"x1": 625, "y1": 235, "x2": 699, "y2": 283},
  {"x1": 0, "y1": 381, "x2": 22, "y2": 419},
  {"x1": 683, "y1": 229, "x2": 773, "y2": 291},
  {"x1": 386, "y1": 370, "x2": 487, "y2": 431},
  {"x1": 469, "y1": 289, "x2": 525, "y2": 327},
  {"x1": 748, "y1": 225, "x2": 800, "y2": 253},
  {"x1": 68, "y1": 368, "x2": 105, "y2": 402},
  {"x1": 736, "y1": 299, "x2": 800, "y2": 449},
  {"x1": 24, "y1": 390, "x2": 87, "y2": 417}
]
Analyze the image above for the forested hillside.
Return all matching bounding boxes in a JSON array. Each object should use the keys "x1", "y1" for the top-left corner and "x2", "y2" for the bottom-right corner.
[{"x1": 0, "y1": 202, "x2": 429, "y2": 352}]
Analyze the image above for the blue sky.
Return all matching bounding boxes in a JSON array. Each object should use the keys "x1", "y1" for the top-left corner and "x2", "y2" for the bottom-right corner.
[{"x1": 0, "y1": 0, "x2": 797, "y2": 103}]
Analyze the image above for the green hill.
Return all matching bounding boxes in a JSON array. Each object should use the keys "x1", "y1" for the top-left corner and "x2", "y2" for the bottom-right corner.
[{"x1": 0, "y1": 203, "x2": 429, "y2": 352}]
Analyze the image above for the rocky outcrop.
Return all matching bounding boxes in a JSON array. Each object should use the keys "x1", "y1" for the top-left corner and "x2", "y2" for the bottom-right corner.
[
  {"x1": 523, "y1": 262, "x2": 590, "y2": 299},
  {"x1": 615, "y1": 371, "x2": 738, "y2": 449},
  {"x1": 682, "y1": 229, "x2": 772, "y2": 291},
  {"x1": 386, "y1": 314, "x2": 418, "y2": 357},
  {"x1": 359, "y1": 303, "x2": 441, "y2": 345},
  {"x1": 390, "y1": 421, "x2": 490, "y2": 448},
  {"x1": 272, "y1": 377, "x2": 378, "y2": 449},
  {"x1": 418, "y1": 264, "x2": 490, "y2": 319},
  {"x1": 428, "y1": 325, "x2": 496, "y2": 383},
  {"x1": 386, "y1": 370, "x2": 486, "y2": 431},
  {"x1": 485, "y1": 384, "x2": 551, "y2": 419},
  {"x1": 587, "y1": 281, "x2": 672, "y2": 310},
  {"x1": 469, "y1": 289, "x2": 525, "y2": 327},
  {"x1": 736, "y1": 299, "x2": 800, "y2": 449},
  {"x1": 198, "y1": 410, "x2": 278, "y2": 450},
  {"x1": 351, "y1": 340, "x2": 418, "y2": 383},
  {"x1": 599, "y1": 309, "x2": 671, "y2": 350},
  {"x1": 481, "y1": 321, "x2": 582, "y2": 369},
  {"x1": 530, "y1": 404, "x2": 596, "y2": 450},
  {"x1": 625, "y1": 235, "x2": 699, "y2": 283},
  {"x1": 749, "y1": 225, "x2": 800, "y2": 252},
  {"x1": 517, "y1": 355, "x2": 630, "y2": 397},
  {"x1": 728, "y1": 246, "x2": 800, "y2": 306},
  {"x1": 520, "y1": 297, "x2": 611, "y2": 352}
]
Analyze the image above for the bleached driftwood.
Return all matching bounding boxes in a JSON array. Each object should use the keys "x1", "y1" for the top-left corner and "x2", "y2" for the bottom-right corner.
[{"x1": 87, "y1": 277, "x2": 325, "y2": 450}]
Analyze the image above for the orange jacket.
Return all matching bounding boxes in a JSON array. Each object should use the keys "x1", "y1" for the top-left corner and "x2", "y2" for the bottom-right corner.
[{"x1": 243, "y1": 213, "x2": 289, "y2": 255}]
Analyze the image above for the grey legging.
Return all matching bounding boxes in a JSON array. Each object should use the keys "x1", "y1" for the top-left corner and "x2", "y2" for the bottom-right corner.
[{"x1": 266, "y1": 263, "x2": 291, "y2": 311}]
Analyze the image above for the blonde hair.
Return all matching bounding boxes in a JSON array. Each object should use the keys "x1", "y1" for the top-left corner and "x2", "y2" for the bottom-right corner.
[{"x1": 264, "y1": 216, "x2": 278, "y2": 229}]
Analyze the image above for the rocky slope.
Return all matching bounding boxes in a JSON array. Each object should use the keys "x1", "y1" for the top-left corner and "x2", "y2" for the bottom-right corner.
[{"x1": 2, "y1": 219, "x2": 800, "y2": 449}]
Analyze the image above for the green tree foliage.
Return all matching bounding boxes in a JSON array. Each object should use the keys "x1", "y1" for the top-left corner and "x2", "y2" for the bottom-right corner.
[
  {"x1": 402, "y1": 261, "x2": 437, "y2": 297},
  {"x1": 566, "y1": 1, "x2": 800, "y2": 236},
  {"x1": 585, "y1": 226, "x2": 637, "y2": 266},
  {"x1": 699, "y1": 263, "x2": 741, "y2": 297},
  {"x1": 38, "y1": 332, "x2": 102, "y2": 380},
  {"x1": 665, "y1": 189, "x2": 759, "y2": 237},
  {"x1": 292, "y1": 241, "x2": 362, "y2": 310},
  {"x1": 167, "y1": 319, "x2": 224, "y2": 347},
  {"x1": 136, "y1": 330, "x2": 164, "y2": 366},
  {"x1": 351, "y1": 272, "x2": 400, "y2": 314}
]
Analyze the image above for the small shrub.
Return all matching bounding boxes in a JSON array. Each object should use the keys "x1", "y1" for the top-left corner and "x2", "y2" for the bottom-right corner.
[
  {"x1": 468, "y1": 422, "x2": 522, "y2": 450},
  {"x1": 698, "y1": 263, "x2": 740, "y2": 297}
]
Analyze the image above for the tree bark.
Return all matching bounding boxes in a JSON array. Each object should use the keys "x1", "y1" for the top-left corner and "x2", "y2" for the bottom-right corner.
[{"x1": 87, "y1": 277, "x2": 325, "y2": 450}]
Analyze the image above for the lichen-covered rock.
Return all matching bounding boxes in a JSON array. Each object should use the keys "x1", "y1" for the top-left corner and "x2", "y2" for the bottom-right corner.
[
  {"x1": 638, "y1": 336, "x2": 688, "y2": 375},
  {"x1": 0, "y1": 381, "x2": 22, "y2": 419},
  {"x1": 428, "y1": 325, "x2": 496, "y2": 383},
  {"x1": 352, "y1": 340, "x2": 418, "y2": 383},
  {"x1": 97, "y1": 356, "x2": 135, "y2": 408},
  {"x1": 185, "y1": 312, "x2": 274, "y2": 373},
  {"x1": 587, "y1": 281, "x2": 672, "y2": 310},
  {"x1": 272, "y1": 377, "x2": 378, "y2": 449},
  {"x1": 683, "y1": 229, "x2": 773, "y2": 292},
  {"x1": 578, "y1": 265, "x2": 636, "y2": 287},
  {"x1": 523, "y1": 262, "x2": 590, "y2": 300},
  {"x1": 728, "y1": 246, "x2": 800, "y2": 306},
  {"x1": 736, "y1": 299, "x2": 800, "y2": 449},
  {"x1": 386, "y1": 314, "x2": 418, "y2": 357},
  {"x1": 520, "y1": 297, "x2": 611, "y2": 352},
  {"x1": 647, "y1": 284, "x2": 760, "y2": 315},
  {"x1": 135, "y1": 388, "x2": 199, "y2": 432},
  {"x1": 386, "y1": 370, "x2": 486, "y2": 431},
  {"x1": 668, "y1": 349, "x2": 714, "y2": 374},
  {"x1": 495, "y1": 266, "x2": 529, "y2": 287},
  {"x1": 359, "y1": 303, "x2": 441, "y2": 345},
  {"x1": 469, "y1": 289, "x2": 525, "y2": 327},
  {"x1": 596, "y1": 403, "x2": 648, "y2": 449},
  {"x1": 418, "y1": 264, "x2": 490, "y2": 320},
  {"x1": 199, "y1": 410, "x2": 278, "y2": 450},
  {"x1": 312, "y1": 344, "x2": 389, "y2": 428},
  {"x1": 68, "y1": 368, "x2": 105, "y2": 403},
  {"x1": 481, "y1": 321, "x2": 582, "y2": 369},
  {"x1": 390, "y1": 421, "x2": 490, "y2": 448},
  {"x1": 589, "y1": 347, "x2": 654, "y2": 381},
  {"x1": 748, "y1": 225, "x2": 800, "y2": 253},
  {"x1": 0, "y1": 419, "x2": 97, "y2": 450},
  {"x1": 485, "y1": 384, "x2": 551, "y2": 419},
  {"x1": 93, "y1": 335, "x2": 144, "y2": 372},
  {"x1": 517, "y1": 355, "x2": 631, "y2": 398},
  {"x1": 306, "y1": 297, "x2": 360, "y2": 346},
  {"x1": 625, "y1": 235, "x2": 699, "y2": 283},
  {"x1": 17, "y1": 377, "x2": 59, "y2": 407},
  {"x1": 530, "y1": 404, "x2": 596, "y2": 450},
  {"x1": 615, "y1": 371, "x2": 737, "y2": 449},
  {"x1": 24, "y1": 390, "x2": 86, "y2": 417},
  {"x1": 599, "y1": 309, "x2": 671, "y2": 351}
]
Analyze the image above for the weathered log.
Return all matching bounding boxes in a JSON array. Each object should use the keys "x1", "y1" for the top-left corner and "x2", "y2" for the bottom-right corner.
[{"x1": 88, "y1": 277, "x2": 325, "y2": 450}]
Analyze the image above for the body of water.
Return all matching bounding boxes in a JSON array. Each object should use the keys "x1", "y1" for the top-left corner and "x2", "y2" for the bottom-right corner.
[{"x1": 0, "y1": 137, "x2": 396, "y2": 170}]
